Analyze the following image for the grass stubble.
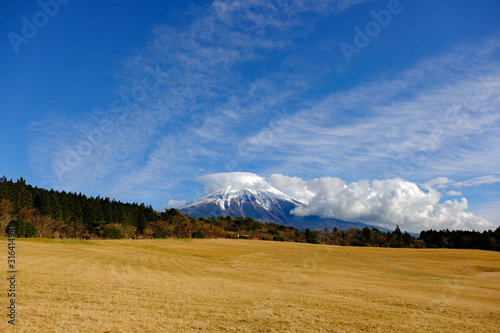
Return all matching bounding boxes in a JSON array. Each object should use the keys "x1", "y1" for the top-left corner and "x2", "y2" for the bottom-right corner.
[{"x1": 0, "y1": 238, "x2": 499, "y2": 332}]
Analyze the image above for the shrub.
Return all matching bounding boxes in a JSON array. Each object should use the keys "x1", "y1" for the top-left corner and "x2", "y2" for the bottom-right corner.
[
  {"x1": 192, "y1": 231, "x2": 204, "y2": 238},
  {"x1": 153, "y1": 231, "x2": 166, "y2": 239},
  {"x1": 103, "y1": 228, "x2": 122, "y2": 239},
  {"x1": 268, "y1": 229, "x2": 280, "y2": 236},
  {"x1": 273, "y1": 236, "x2": 285, "y2": 242},
  {"x1": 305, "y1": 229, "x2": 318, "y2": 244},
  {"x1": 6, "y1": 219, "x2": 37, "y2": 238}
]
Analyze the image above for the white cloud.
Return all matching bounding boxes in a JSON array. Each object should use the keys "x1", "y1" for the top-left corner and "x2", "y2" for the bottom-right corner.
[
  {"x1": 446, "y1": 190, "x2": 462, "y2": 196},
  {"x1": 455, "y1": 175, "x2": 500, "y2": 187},
  {"x1": 164, "y1": 199, "x2": 189, "y2": 209},
  {"x1": 197, "y1": 172, "x2": 272, "y2": 193},
  {"x1": 424, "y1": 177, "x2": 454, "y2": 189},
  {"x1": 270, "y1": 174, "x2": 493, "y2": 232},
  {"x1": 425, "y1": 175, "x2": 500, "y2": 189}
]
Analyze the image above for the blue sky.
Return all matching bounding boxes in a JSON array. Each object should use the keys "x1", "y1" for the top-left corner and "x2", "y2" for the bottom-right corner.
[{"x1": 1, "y1": 0, "x2": 499, "y2": 232}]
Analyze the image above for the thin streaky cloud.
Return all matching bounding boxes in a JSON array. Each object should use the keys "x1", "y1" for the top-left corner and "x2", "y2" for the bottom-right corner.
[
  {"x1": 426, "y1": 175, "x2": 500, "y2": 189},
  {"x1": 243, "y1": 38, "x2": 500, "y2": 181},
  {"x1": 28, "y1": 0, "x2": 371, "y2": 200}
]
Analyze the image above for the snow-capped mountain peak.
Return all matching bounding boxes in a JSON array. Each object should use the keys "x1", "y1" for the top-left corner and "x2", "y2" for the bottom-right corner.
[
  {"x1": 181, "y1": 185, "x2": 303, "y2": 212},
  {"x1": 179, "y1": 182, "x2": 305, "y2": 224}
]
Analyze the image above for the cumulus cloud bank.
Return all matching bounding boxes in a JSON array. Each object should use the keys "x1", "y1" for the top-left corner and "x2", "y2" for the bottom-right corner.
[
  {"x1": 268, "y1": 174, "x2": 493, "y2": 232},
  {"x1": 193, "y1": 172, "x2": 493, "y2": 232}
]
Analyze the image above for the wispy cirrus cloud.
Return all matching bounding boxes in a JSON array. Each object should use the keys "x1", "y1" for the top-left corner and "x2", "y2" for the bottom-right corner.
[
  {"x1": 28, "y1": 0, "x2": 372, "y2": 203},
  {"x1": 425, "y1": 175, "x2": 500, "y2": 189},
  {"x1": 242, "y1": 38, "x2": 500, "y2": 181}
]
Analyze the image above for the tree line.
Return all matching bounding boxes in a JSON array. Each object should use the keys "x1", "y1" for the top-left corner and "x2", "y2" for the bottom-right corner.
[
  {"x1": 0, "y1": 176, "x2": 156, "y2": 238},
  {"x1": 419, "y1": 229, "x2": 500, "y2": 251},
  {"x1": 1, "y1": 177, "x2": 499, "y2": 250}
]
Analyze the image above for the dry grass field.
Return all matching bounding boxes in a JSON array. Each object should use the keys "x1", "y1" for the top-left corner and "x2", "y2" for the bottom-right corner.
[{"x1": 1, "y1": 238, "x2": 499, "y2": 332}]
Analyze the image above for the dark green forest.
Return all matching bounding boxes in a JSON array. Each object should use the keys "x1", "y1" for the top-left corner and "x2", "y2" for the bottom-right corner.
[{"x1": 1, "y1": 177, "x2": 499, "y2": 250}]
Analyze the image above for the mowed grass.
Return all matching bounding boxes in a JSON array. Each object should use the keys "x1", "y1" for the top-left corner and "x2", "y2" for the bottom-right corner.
[{"x1": 1, "y1": 238, "x2": 499, "y2": 332}]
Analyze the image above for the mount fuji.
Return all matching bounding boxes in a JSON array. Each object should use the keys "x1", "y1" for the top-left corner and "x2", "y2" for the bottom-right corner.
[
  {"x1": 180, "y1": 185, "x2": 304, "y2": 224},
  {"x1": 179, "y1": 173, "x2": 388, "y2": 231}
]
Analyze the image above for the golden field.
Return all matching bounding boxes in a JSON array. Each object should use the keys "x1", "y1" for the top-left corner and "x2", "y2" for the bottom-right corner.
[{"x1": 1, "y1": 238, "x2": 499, "y2": 332}]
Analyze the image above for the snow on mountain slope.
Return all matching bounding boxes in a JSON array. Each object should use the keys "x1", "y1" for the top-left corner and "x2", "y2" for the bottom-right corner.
[
  {"x1": 181, "y1": 185, "x2": 303, "y2": 211},
  {"x1": 179, "y1": 185, "x2": 304, "y2": 224}
]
